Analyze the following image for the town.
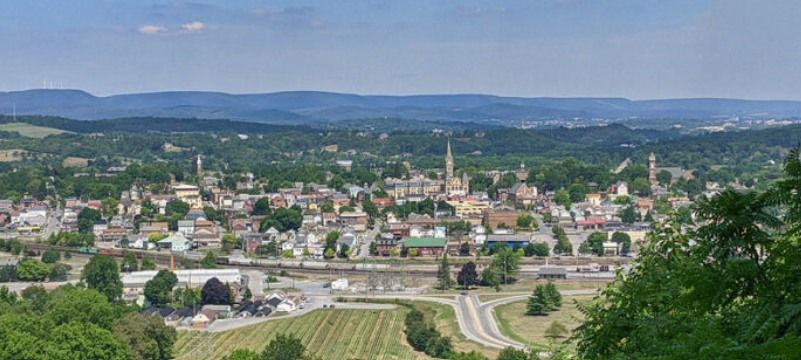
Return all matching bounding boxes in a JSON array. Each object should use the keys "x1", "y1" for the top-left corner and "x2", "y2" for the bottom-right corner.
[
  {"x1": 0, "y1": 134, "x2": 709, "y2": 338},
  {"x1": 2, "y1": 1, "x2": 801, "y2": 359}
]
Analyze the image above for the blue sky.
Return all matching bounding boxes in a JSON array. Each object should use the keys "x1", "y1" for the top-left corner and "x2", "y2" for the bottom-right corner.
[{"x1": 0, "y1": 0, "x2": 799, "y2": 99}]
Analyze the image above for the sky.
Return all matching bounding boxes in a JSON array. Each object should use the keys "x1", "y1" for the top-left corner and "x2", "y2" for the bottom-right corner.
[{"x1": 0, "y1": 0, "x2": 799, "y2": 100}]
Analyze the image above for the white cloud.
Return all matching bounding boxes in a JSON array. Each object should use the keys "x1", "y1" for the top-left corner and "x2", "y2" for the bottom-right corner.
[
  {"x1": 138, "y1": 24, "x2": 167, "y2": 35},
  {"x1": 180, "y1": 21, "x2": 205, "y2": 33}
]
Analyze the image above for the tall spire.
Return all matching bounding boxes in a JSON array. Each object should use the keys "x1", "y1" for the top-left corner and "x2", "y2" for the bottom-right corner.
[
  {"x1": 447, "y1": 138, "x2": 453, "y2": 159},
  {"x1": 445, "y1": 138, "x2": 454, "y2": 178}
]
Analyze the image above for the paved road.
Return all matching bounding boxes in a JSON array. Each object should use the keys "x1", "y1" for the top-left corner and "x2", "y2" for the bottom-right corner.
[{"x1": 356, "y1": 222, "x2": 380, "y2": 259}]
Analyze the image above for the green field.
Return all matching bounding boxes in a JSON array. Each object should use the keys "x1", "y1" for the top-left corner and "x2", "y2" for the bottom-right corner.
[
  {"x1": 412, "y1": 301, "x2": 501, "y2": 358},
  {"x1": 493, "y1": 295, "x2": 593, "y2": 347},
  {"x1": 173, "y1": 309, "x2": 425, "y2": 360},
  {"x1": 0, "y1": 122, "x2": 70, "y2": 138}
]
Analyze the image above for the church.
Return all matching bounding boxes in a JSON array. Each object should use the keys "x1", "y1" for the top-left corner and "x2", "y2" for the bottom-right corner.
[
  {"x1": 443, "y1": 139, "x2": 469, "y2": 196},
  {"x1": 383, "y1": 139, "x2": 469, "y2": 199}
]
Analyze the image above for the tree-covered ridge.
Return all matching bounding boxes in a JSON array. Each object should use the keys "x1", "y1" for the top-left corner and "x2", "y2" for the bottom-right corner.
[
  {"x1": 0, "y1": 114, "x2": 796, "y2": 202},
  {"x1": 573, "y1": 149, "x2": 801, "y2": 359}
]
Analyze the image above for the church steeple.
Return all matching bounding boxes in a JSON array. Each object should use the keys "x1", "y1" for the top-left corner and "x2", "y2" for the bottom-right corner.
[{"x1": 445, "y1": 139, "x2": 454, "y2": 179}]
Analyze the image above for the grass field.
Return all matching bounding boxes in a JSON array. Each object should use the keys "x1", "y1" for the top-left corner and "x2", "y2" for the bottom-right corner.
[
  {"x1": 0, "y1": 122, "x2": 69, "y2": 138},
  {"x1": 173, "y1": 309, "x2": 425, "y2": 360},
  {"x1": 411, "y1": 301, "x2": 500, "y2": 359},
  {"x1": 493, "y1": 295, "x2": 594, "y2": 347}
]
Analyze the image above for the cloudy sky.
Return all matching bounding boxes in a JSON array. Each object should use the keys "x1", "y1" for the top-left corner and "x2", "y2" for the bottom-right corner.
[{"x1": 0, "y1": 0, "x2": 799, "y2": 99}]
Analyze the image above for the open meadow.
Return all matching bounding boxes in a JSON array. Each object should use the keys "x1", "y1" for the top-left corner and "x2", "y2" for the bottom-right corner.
[
  {"x1": 0, "y1": 122, "x2": 70, "y2": 138},
  {"x1": 493, "y1": 295, "x2": 595, "y2": 347}
]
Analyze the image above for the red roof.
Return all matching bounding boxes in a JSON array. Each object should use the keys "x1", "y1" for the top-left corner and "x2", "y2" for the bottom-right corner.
[{"x1": 576, "y1": 219, "x2": 606, "y2": 226}]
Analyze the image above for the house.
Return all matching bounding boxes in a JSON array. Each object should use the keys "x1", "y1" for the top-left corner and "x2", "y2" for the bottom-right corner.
[
  {"x1": 482, "y1": 206, "x2": 522, "y2": 230},
  {"x1": 157, "y1": 233, "x2": 192, "y2": 252},
  {"x1": 202, "y1": 304, "x2": 233, "y2": 319},
  {"x1": 140, "y1": 222, "x2": 169, "y2": 236},
  {"x1": 603, "y1": 241, "x2": 620, "y2": 256},
  {"x1": 174, "y1": 184, "x2": 202, "y2": 208},
  {"x1": 339, "y1": 211, "x2": 368, "y2": 231},
  {"x1": 402, "y1": 237, "x2": 447, "y2": 256},
  {"x1": 277, "y1": 296, "x2": 299, "y2": 312},
  {"x1": 191, "y1": 308, "x2": 217, "y2": 329},
  {"x1": 265, "y1": 293, "x2": 285, "y2": 309},
  {"x1": 236, "y1": 300, "x2": 264, "y2": 318},
  {"x1": 509, "y1": 182, "x2": 538, "y2": 207},
  {"x1": 177, "y1": 220, "x2": 195, "y2": 237},
  {"x1": 608, "y1": 181, "x2": 629, "y2": 199},
  {"x1": 376, "y1": 236, "x2": 398, "y2": 256},
  {"x1": 585, "y1": 193, "x2": 602, "y2": 207}
]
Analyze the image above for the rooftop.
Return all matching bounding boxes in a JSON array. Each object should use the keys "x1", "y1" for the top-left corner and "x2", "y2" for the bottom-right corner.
[{"x1": 402, "y1": 237, "x2": 447, "y2": 248}]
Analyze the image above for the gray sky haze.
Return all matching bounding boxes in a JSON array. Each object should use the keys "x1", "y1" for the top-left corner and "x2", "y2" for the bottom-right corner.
[{"x1": 1, "y1": 0, "x2": 799, "y2": 100}]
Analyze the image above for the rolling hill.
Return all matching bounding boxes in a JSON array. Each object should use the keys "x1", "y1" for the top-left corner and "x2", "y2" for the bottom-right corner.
[{"x1": 2, "y1": 89, "x2": 801, "y2": 125}]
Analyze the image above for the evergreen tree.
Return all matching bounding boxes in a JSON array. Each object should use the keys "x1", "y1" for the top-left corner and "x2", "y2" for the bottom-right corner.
[
  {"x1": 437, "y1": 253, "x2": 453, "y2": 290},
  {"x1": 545, "y1": 282, "x2": 562, "y2": 308}
]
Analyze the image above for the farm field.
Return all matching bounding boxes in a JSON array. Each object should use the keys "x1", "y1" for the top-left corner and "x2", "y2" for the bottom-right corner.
[
  {"x1": 173, "y1": 309, "x2": 425, "y2": 360},
  {"x1": 0, "y1": 122, "x2": 70, "y2": 138},
  {"x1": 492, "y1": 295, "x2": 594, "y2": 347}
]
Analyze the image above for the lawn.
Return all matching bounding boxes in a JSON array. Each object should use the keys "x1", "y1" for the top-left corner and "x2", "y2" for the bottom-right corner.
[
  {"x1": 492, "y1": 295, "x2": 594, "y2": 347},
  {"x1": 173, "y1": 309, "x2": 425, "y2": 360},
  {"x1": 0, "y1": 122, "x2": 70, "y2": 138},
  {"x1": 411, "y1": 301, "x2": 500, "y2": 359}
]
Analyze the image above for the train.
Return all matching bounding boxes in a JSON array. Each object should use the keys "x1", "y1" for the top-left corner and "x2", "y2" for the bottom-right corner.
[
  {"x1": 25, "y1": 243, "x2": 417, "y2": 274},
  {"x1": 223, "y1": 256, "x2": 390, "y2": 271}
]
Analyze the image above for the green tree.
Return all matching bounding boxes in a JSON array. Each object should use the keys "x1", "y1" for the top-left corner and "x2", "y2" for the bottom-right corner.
[
  {"x1": 585, "y1": 232, "x2": 607, "y2": 255},
  {"x1": 101, "y1": 197, "x2": 120, "y2": 219},
  {"x1": 544, "y1": 282, "x2": 562, "y2": 308},
  {"x1": 545, "y1": 320, "x2": 568, "y2": 340},
  {"x1": 554, "y1": 188, "x2": 571, "y2": 209},
  {"x1": 491, "y1": 246, "x2": 521, "y2": 285},
  {"x1": 122, "y1": 250, "x2": 138, "y2": 272},
  {"x1": 459, "y1": 242, "x2": 471, "y2": 256},
  {"x1": 144, "y1": 270, "x2": 178, "y2": 306},
  {"x1": 629, "y1": 177, "x2": 651, "y2": 197},
  {"x1": 113, "y1": 312, "x2": 177, "y2": 360},
  {"x1": 224, "y1": 349, "x2": 260, "y2": 360},
  {"x1": 141, "y1": 254, "x2": 156, "y2": 270},
  {"x1": 369, "y1": 241, "x2": 378, "y2": 256},
  {"x1": 21, "y1": 285, "x2": 49, "y2": 312},
  {"x1": 49, "y1": 263, "x2": 71, "y2": 282},
  {"x1": 261, "y1": 333, "x2": 307, "y2": 360},
  {"x1": 81, "y1": 255, "x2": 123, "y2": 302},
  {"x1": 497, "y1": 347, "x2": 530, "y2": 360},
  {"x1": 252, "y1": 197, "x2": 271, "y2": 215},
  {"x1": 527, "y1": 285, "x2": 552, "y2": 315},
  {"x1": 457, "y1": 261, "x2": 479, "y2": 289},
  {"x1": 17, "y1": 259, "x2": 50, "y2": 281},
  {"x1": 78, "y1": 207, "x2": 102, "y2": 233},
  {"x1": 574, "y1": 154, "x2": 801, "y2": 359},
  {"x1": 611, "y1": 231, "x2": 632, "y2": 255},
  {"x1": 516, "y1": 214, "x2": 534, "y2": 229},
  {"x1": 524, "y1": 242, "x2": 549, "y2": 257},
  {"x1": 201, "y1": 277, "x2": 230, "y2": 306},
  {"x1": 656, "y1": 169, "x2": 673, "y2": 186},
  {"x1": 437, "y1": 253, "x2": 453, "y2": 290},
  {"x1": 41, "y1": 249, "x2": 61, "y2": 264},
  {"x1": 201, "y1": 251, "x2": 218, "y2": 269},
  {"x1": 50, "y1": 322, "x2": 130, "y2": 360},
  {"x1": 618, "y1": 205, "x2": 639, "y2": 224}
]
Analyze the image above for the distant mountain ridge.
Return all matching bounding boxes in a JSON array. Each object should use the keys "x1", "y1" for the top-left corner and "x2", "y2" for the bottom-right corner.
[{"x1": 2, "y1": 89, "x2": 801, "y2": 124}]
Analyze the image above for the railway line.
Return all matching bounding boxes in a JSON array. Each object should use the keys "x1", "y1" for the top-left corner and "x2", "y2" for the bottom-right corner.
[{"x1": 22, "y1": 242, "x2": 625, "y2": 277}]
